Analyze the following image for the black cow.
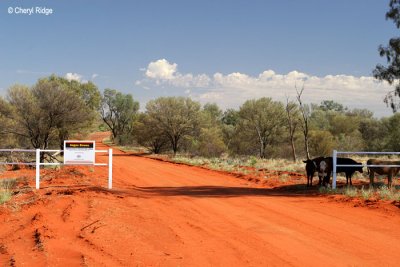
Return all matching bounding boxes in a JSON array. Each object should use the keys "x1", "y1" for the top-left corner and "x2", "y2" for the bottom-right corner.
[
  {"x1": 318, "y1": 157, "x2": 363, "y2": 186},
  {"x1": 303, "y1": 157, "x2": 326, "y2": 187}
]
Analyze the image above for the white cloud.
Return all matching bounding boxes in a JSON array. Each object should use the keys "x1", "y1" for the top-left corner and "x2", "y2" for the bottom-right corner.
[
  {"x1": 91, "y1": 73, "x2": 99, "y2": 80},
  {"x1": 65, "y1": 72, "x2": 82, "y2": 82},
  {"x1": 64, "y1": 72, "x2": 89, "y2": 83},
  {"x1": 140, "y1": 59, "x2": 211, "y2": 88},
  {"x1": 136, "y1": 59, "x2": 395, "y2": 117},
  {"x1": 145, "y1": 59, "x2": 177, "y2": 80}
]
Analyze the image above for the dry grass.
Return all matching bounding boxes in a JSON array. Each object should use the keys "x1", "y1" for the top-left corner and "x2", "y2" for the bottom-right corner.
[
  {"x1": 172, "y1": 155, "x2": 305, "y2": 173},
  {"x1": 337, "y1": 185, "x2": 400, "y2": 201},
  {"x1": 0, "y1": 178, "x2": 17, "y2": 204}
]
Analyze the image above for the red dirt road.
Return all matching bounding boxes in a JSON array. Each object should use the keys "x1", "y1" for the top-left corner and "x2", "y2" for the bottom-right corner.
[{"x1": 1, "y1": 132, "x2": 400, "y2": 266}]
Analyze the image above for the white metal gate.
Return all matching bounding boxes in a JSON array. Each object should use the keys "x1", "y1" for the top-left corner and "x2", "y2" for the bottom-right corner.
[{"x1": 0, "y1": 148, "x2": 113, "y2": 189}]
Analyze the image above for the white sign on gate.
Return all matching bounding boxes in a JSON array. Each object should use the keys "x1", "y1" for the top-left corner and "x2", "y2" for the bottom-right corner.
[{"x1": 64, "y1": 140, "x2": 95, "y2": 164}]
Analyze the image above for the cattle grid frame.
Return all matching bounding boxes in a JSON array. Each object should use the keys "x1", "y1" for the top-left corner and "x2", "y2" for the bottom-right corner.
[
  {"x1": 332, "y1": 150, "x2": 400, "y2": 189},
  {"x1": 0, "y1": 148, "x2": 113, "y2": 190}
]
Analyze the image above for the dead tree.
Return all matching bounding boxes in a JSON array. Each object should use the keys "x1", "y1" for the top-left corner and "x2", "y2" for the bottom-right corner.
[
  {"x1": 285, "y1": 96, "x2": 298, "y2": 162},
  {"x1": 296, "y1": 84, "x2": 311, "y2": 160}
]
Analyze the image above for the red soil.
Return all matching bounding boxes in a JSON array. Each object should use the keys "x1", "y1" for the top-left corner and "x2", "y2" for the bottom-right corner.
[{"x1": 0, "y1": 132, "x2": 400, "y2": 266}]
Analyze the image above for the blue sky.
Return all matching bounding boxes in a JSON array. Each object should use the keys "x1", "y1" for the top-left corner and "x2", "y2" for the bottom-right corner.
[{"x1": 0, "y1": 0, "x2": 398, "y2": 117}]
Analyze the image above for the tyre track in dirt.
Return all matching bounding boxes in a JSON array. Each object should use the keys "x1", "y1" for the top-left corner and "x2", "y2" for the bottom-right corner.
[
  {"x1": 0, "y1": 132, "x2": 400, "y2": 266},
  {"x1": 90, "y1": 132, "x2": 400, "y2": 266}
]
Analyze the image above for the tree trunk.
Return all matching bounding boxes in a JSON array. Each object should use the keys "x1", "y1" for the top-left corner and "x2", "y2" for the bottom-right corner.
[
  {"x1": 259, "y1": 140, "x2": 267, "y2": 159},
  {"x1": 304, "y1": 134, "x2": 310, "y2": 160},
  {"x1": 290, "y1": 135, "x2": 297, "y2": 162},
  {"x1": 172, "y1": 135, "x2": 179, "y2": 156}
]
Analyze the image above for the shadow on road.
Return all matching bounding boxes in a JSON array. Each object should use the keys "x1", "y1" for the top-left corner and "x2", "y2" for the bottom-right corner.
[
  {"x1": 38, "y1": 181, "x2": 399, "y2": 199},
  {"x1": 38, "y1": 184, "x2": 322, "y2": 198},
  {"x1": 132, "y1": 184, "x2": 320, "y2": 198}
]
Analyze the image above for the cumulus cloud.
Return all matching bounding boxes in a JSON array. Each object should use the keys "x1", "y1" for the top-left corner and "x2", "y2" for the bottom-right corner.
[
  {"x1": 64, "y1": 72, "x2": 89, "y2": 83},
  {"x1": 140, "y1": 59, "x2": 211, "y2": 88},
  {"x1": 136, "y1": 59, "x2": 394, "y2": 117},
  {"x1": 65, "y1": 72, "x2": 82, "y2": 82},
  {"x1": 145, "y1": 59, "x2": 177, "y2": 80}
]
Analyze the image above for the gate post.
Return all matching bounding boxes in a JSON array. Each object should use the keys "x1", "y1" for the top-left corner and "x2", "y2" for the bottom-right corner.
[
  {"x1": 108, "y1": 148, "x2": 113, "y2": 189},
  {"x1": 332, "y1": 150, "x2": 337, "y2": 189},
  {"x1": 36, "y1": 149, "x2": 40, "y2": 189}
]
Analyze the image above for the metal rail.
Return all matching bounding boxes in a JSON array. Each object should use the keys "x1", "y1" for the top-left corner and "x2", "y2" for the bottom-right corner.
[
  {"x1": 332, "y1": 150, "x2": 400, "y2": 189},
  {"x1": 336, "y1": 151, "x2": 400, "y2": 155},
  {"x1": 0, "y1": 148, "x2": 113, "y2": 190}
]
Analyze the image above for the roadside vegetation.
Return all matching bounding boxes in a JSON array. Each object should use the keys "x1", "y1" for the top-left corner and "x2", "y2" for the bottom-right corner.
[
  {"x1": 171, "y1": 156, "x2": 305, "y2": 173},
  {"x1": 0, "y1": 178, "x2": 17, "y2": 204},
  {"x1": 321, "y1": 185, "x2": 400, "y2": 201}
]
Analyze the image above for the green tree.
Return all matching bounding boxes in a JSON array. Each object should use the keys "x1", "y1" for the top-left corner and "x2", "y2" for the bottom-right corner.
[
  {"x1": 45, "y1": 75, "x2": 101, "y2": 110},
  {"x1": 309, "y1": 106, "x2": 330, "y2": 131},
  {"x1": 239, "y1": 98, "x2": 286, "y2": 158},
  {"x1": 221, "y1": 109, "x2": 240, "y2": 153},
  {"x1": 194, "y1": 127, "x2": 227, "y2": 157},
  {"x1": 145, "y1": 97, "x2": 201, "y2": 155},
  {"x1": 0, "y1": 80, "x2": 93, "y2": 160},
  {"x1": 329, "y1": 114, "x2": 359, "y2": 136},
  {"x1": 359, "y1": 118, "x2": 388, "y2": 151},
  {"x1": 39, "y1": 76, "x2": 100, "y2": 148},
  {"x1": 100, "y1": 89, "x2": 139, "y2": 144},
  {"x1": 309, "y1": 130, "x2": 336, "y2": 156},
  {"x1": 346, "y1": 108, "x2": 373, "y2": 119},
  {"x1": 385, "y1": 113, "x2": 400, "y2": 150},
  {"x1": 373, "y1": 0, "x2": 400, "y2": 111},
  {"x1": 319, "y1": 100, "x2": 346, "y2": 112},
  {"x1": 133, "y1": 113, "x2": 168, "y2": 154},
  {"x1": 192, "y1": 103, "x2": 227, "y2": 157},
  {"x1": 203, "y1": 103, "x2": 223, "y2": 123}
]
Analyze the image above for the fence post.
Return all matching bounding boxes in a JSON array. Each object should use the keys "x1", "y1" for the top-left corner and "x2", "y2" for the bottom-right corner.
[
  {"x1": 36, "y1": 149, "x2": 40, "y2": 189},
  {"x1": 108, "y1": 148, "x2": 113, "y2": 189},
  {"x1": 332, "y1": 150, "x2": 337, "y2": 189}
]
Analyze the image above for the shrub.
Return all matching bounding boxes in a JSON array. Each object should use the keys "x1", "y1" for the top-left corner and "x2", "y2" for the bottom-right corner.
[
  {"x1": 378, "y1": 186, "x2": 392, "y2": 200},
  {"x1": 0, "y1": 178, "x2": 16, "y2": 204},
  {"x1": 248, "y1": 156, "x2": 258, "y2": 167},
  {"x1": 343, "y1": 186, "x2": 358, "y2": 198},
  {"x1": 318, "y1": 186, "x2": 338, "y2": 194},
  {"x1": 360, "y1": 186, "x2": 373, "y2": 200}
]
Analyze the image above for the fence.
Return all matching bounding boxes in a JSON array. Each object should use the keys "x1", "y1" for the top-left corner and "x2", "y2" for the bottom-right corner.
[
  {"x1": 0, "y1": 148, "x2": 113, "y2": 189},
  {"x1": 332, "y1": 150, "x2": 400, "y2": 189}
]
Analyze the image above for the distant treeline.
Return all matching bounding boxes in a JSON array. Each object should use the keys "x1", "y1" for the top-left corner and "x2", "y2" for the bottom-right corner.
[{"x1": 0, "y1": 75, "x2": 398, "y2": 160}]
